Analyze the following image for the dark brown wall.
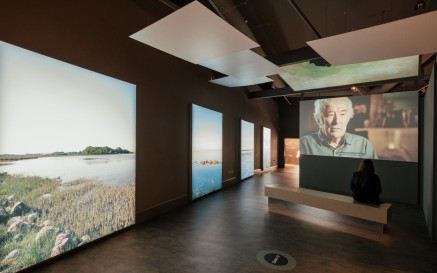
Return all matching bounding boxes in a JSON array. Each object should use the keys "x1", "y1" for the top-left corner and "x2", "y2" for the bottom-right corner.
[
  {"x1": 278, "y1": 99, "x2": 300, "y2": 167},
  {"x1": 0, "y1": 0, "x2": 279, "y2": 221}
]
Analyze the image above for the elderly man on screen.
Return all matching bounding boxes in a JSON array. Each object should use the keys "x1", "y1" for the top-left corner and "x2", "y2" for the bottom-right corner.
[{"x1": 300, "y1": 97, "x2": 378, "y2": 159}]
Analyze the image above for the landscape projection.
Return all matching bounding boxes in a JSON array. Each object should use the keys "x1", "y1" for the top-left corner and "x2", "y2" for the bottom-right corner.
[
  {"x1": 240, "y1": 120, "x2": 254, "y2": 180},
  {"x1": 0, "y1": 41, "x2": 136, "y2": 273},
  {"x1": 191, "y1": 104, "x2": 223, "y2": 200},
  {"x1": 299, "y1": 91, "x2": 418, "y2": 162},
  {"x1": 279, "y1": 55, "x2": 419, "y2": 92},
  {"x1": 263, "y1": 127, "x2": 271, "y2": 170}
]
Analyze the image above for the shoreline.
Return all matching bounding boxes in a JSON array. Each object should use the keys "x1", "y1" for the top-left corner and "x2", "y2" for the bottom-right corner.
[{"x1": 0, "y1": 152, "x2": 135, "y2": 162}]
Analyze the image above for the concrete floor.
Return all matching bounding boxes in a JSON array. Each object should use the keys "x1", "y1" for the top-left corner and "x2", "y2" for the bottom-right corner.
[{"x1": 28, "y1": 167, "x2": 437, "y2": 273}]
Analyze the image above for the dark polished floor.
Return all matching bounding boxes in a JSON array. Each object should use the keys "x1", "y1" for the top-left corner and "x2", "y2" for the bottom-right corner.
[{"x1": 29, "y1": 166, "x2": 437, "y2": 273}]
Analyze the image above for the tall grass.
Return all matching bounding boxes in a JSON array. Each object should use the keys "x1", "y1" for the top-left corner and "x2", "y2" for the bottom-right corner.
[
  {"x1": 0, "y1": 174, "x2": 135, "y2": 273},
  {"x1": 38, "y1": 181, "x2": 135, "y2": 238}
]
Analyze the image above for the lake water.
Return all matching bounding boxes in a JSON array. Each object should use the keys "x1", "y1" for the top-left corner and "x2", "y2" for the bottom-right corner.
[
  {"x1": 0, "y1": 154, "x2": 135, "y2": 185},
  {"x1": 241, "y1": 150, "x2": 254, "y2": 180},
  {"x1": 192, "y1": 163, "x2": 222, "y2": 200},
  {"x1": 192, "y1": 150, "x2": 222, "y2": 200}
]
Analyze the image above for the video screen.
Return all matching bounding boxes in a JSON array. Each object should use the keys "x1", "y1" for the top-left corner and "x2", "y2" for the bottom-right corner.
[
  {"x1": 191, "y1": 104, "x2": 223, "y2": 200},
  {"x1": 263, "y1": 127, "x2": 271, "y2": 170},
  {"x1": 299, "y1": 91, "x2": 418, "y2": 162},
  {"x1": 241, "y1": 120, "x2": 254, "y2": 180},
  {"x1": 0, "y1": 41, "x2": 136, "y2": 273},
  {"x1": 280, "y1": 55, "x2": 419, "y2": 91}
]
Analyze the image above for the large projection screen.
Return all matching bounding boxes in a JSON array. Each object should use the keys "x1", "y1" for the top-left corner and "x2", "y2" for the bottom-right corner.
[
  {"x1": 191, "y1": 104, "x2": 223, "y2": 200},
  {"x1": 241, "y1": 120, "x2": 254, "y2": 180},
  {"x1": 263, "y1": 127, "x2": 271, "y2": 170},
  {"x1": 0, "y1": 41, "x2": 136, "y2": 273},
  {"x1": 299, "y1": 91, "x2": 418, "y2": 162}
]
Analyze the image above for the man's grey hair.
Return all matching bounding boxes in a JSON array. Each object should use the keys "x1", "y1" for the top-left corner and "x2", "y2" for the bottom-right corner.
[{"x1": 313, "y1": 97, "x2": 354, "y2": 126}]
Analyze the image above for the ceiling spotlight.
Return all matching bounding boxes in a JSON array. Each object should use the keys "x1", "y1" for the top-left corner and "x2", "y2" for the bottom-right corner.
[{"x1": 351, "y1": 86, "x2": 362, "y2": 95}]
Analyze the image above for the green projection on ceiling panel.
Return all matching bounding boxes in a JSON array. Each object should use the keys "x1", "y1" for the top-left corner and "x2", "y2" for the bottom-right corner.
[{"x1": 280, "y1": 55, "x2": 419, "y2": 91}]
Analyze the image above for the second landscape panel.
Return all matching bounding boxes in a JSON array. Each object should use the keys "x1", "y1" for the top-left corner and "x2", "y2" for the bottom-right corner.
[{"x1": 191, "y1": 104, "x2": 223, "y2": 200}]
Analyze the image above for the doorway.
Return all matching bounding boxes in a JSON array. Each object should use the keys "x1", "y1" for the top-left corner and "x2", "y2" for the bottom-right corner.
[{"x1": 284, "y1": 138, "x2": 300, "y2": 165}]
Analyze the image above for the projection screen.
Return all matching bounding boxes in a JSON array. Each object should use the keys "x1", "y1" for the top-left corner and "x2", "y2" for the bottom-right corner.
[
  {"x1": 191, "y1": 104, "x2": 223, "y2": 200},
  {"x1": 241, "y1": 120, "x2": 254, "y2": 180},
  {"x1": 0, "y1": 41, "x2": 136, "y2": 273},
  {"x1": 299, "y1": 91, "x2": 418, "y2": 162},
  {"x1": 263, "y1": 127, "x2": 271, "y2": 169}
]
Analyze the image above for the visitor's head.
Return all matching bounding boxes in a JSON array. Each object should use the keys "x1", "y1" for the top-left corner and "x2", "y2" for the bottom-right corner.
[{"x1": 357, "y1": 159, "x2": 375, "y2": 175}]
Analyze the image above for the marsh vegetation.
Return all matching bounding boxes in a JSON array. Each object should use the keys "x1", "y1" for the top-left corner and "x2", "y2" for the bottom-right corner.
[{"x1": 0, "y1": 173, "x2": 135, "y2": 273}]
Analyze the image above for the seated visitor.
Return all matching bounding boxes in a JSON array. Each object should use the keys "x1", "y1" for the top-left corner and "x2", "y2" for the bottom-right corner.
[{"x1": 350, "y1": 159, "x2": 382, "y2": 205}]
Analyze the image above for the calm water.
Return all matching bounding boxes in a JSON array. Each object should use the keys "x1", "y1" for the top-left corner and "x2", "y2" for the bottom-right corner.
[
  {"x1": 0, "y1": 154, "x2": 135, "y2": 185},
  {"x1": 192, "y1": 150, "x2": 222, "y2": 200},
  {"x1": 192, "y1": 163, "x2": 222, "y2": 200},
  {"x1": 241, "y1": 150, "x2": 254, "y2": 180}
]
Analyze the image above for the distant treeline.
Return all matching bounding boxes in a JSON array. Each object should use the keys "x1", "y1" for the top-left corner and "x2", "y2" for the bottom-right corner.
[
  {"x1": 79, "y1": 146, "x2": 132, "y2": 155},
  {"x1": 0, "y1": 152, "x2": 77, "y2": 161},
  {"x1": 0, "y1": 146, "x2": 132, "y2": 161}
]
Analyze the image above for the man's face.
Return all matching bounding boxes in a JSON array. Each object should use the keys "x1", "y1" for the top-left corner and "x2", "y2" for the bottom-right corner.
[{"x1": 320, "y1": 99, "x2": 350, "y2": 140}]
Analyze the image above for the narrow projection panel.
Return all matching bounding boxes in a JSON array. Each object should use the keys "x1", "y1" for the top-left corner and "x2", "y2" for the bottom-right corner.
[
  {"x1": 0, "y1": 41, "x2": 135, "y2": 273},
  {"x1": 263, "y1": 127, "x2": 271, "y2": 170},
  {"x1": 199, "y1": 50, "x2": 284, "y2": 80},
  {"x1": 210, "y1": 76, "x2": 272, "y2": 87},
  {"x1": 241, "y1": 120, "x2": 254, "y2": 180},
  {"x1": 307, "y1": 10, "x2": 437, "y2": 65},
  {"x1": 280, "y1": 55, "x2": 419, "y2": 92},
  {"x1": 130, "y1": 1, "x2": 258, "y2": 64},
  {"x1": 191, "y1": 104, "x2": 223, "y2": 200}
]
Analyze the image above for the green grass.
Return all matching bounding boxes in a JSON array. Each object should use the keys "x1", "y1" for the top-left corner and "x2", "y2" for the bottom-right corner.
[
  {"x1": 0, "y1": 174, "x2": 135, "y2": 273},
  {"x1": 0, "y1": 229, "x2": 56, "y2": 272}
]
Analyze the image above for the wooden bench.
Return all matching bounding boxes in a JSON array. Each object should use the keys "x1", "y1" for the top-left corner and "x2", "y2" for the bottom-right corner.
[{"x1": 265, "y1": 184, "x2": 392, "y2": 233}]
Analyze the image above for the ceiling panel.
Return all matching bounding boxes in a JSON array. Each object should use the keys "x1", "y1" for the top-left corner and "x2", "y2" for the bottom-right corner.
[
  {"x1": 209, "y1": 76, "x2": 272, "y2": 87},
  {"x1": 279, "y1": 55, "x2": 419, "y2": 92},
  {"x1": 307, "y1": 10, "x2": 437, "y2": 65},
  {"x1": 199, "y1": 50, "x2": 284, "y2": 80},
  {"x1": 130, "y1": 1, "x2": 259, "y2": 64}
]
